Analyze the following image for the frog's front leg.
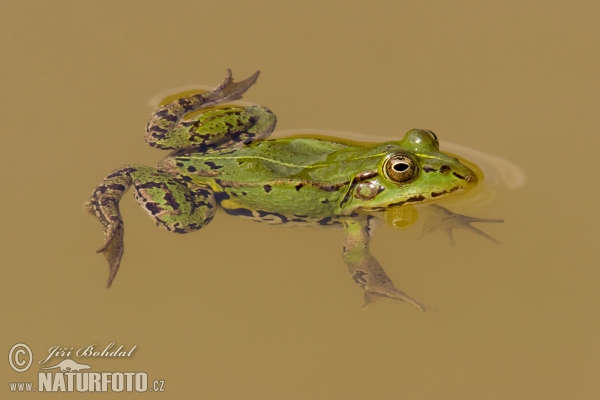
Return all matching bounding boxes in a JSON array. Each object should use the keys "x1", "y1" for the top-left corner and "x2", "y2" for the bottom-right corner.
[
  {"x1": 342, "y1": 218, "x2": 427, "y2": 311},
  {"x1": 85, "y1": 165, "x2": 215, "y2": 287}
]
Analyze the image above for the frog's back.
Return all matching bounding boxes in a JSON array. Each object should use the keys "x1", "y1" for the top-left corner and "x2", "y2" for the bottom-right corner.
[{"x1": 178, "y1": 137, "x2": 354, "y2": 184}]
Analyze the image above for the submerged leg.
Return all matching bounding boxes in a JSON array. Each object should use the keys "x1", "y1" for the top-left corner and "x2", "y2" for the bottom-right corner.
[
  {"x1": 145, "y1": 70, "x2": 276, "y2": 150},
  {"x1": 342, "y1": 218, "x2": 427, "y2": 311},
  {"x1": 85, "y1": 164, "x2": 215, "y2": 287}
]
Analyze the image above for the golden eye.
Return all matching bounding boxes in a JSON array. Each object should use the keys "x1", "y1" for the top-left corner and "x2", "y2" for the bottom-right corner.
[{"x1": 384, "y1": 154, "x2": 416, "y2": 182}]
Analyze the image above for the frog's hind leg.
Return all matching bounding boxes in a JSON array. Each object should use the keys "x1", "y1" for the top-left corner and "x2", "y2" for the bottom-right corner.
[
  {"x1": 145, "y1": 70, "x2": 277, "y2": 150},
  {"x1": 85, "y1": 164, "x2": 216, "y2": 287},
  {"x1": 342, "y1": 218, "x2": 428, "y2": 311}
]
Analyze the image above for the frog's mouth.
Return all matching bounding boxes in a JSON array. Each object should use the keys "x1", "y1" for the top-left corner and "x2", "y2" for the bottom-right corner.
[{"x1": 372, "y1": 173, "x2": 476, "y2": 210}]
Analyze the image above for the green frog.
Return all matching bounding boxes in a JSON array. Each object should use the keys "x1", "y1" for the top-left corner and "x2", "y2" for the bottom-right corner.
[{"x1": 85, "y1": 70, "x2": 502, "y2": 311}]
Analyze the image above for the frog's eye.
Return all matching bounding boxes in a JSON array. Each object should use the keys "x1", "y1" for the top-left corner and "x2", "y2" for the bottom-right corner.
[{"x1": 384, "y1": 153, "x2": 417, "y2": 183}]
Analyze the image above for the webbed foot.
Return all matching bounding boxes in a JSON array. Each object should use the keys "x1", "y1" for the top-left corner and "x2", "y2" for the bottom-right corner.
[
  {"x1": 209, "y1": 69, "x2": 260, "y2": 103},
  {"x1": 94, "y1": 217, "x2": 124, "y2": 288},
  {"x1": 420, "y1": 204, "x2": 504, "y2": 245}
]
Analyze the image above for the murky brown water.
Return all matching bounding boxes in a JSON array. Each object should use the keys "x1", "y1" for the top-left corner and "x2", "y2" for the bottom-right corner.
[{"x1": 2, "y1": 2, "x2": 599, "y2": 399}]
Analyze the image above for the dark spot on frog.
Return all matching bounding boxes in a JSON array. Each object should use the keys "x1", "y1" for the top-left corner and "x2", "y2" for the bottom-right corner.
[
  {"x1": 163, "y1": 192, "x2": 179, "y2": 209},
  {"x1": 293, "y1": 214, "x2": 308, "y2": 218},
  {"x1": 155, "y1": 109, "x2": 179, "y2": 123},
  {"x1": 194, "y1": 188, "x2": 212, "y2": 198},
  {"x1": 180, "y1": 175, "x2": 192, "y2": 182},
  {"x1": 224, "y1": 207, "x2": 254, "y2": 218},
  {"x1": 196, "y1": 199, "x2": 214, "y2": 209},
  {"x1": 187, "y1": 165, "x2": 198, "y2": 172},
  {"x1": 263, "y1": 184, "x2": 272, "y2": 193},
  {"x1": 318, "y1": 217, "x2": 333, "y2": 225},
  {"x1": 214, "y1": 191, "x2": 231, "y2": 202},
  {"x1": 106, "y1": 167, "x2": 136, "y2": 179},
  {"x1": 176, "y1": 162, "x2": 184, "y2": 167},
  {"x1": 319, "y1": 184, "x2": 346, "y2": 192},
  {"x1": 422, "y1": 166, "x2": 436, "y2": 173},
  {"x1": 352, "y1": 271, "x2": 368, "y2": 287},
  {"x1": 406, "y1": 195, "x2": 426, "y2": 202},
  {"x1": 137, "y1": 181, "x2": 167, "y2": 190},
  {"x1": 204, "y1": 161, "x2": 224, "y2": 170},
  {"x1": 154, "y1": 216, "x2": 167, "y2": 228},
  {"x1": 440, "y1": 165, "x2": 450, "y2": 173},
  {"x1": 145, "y1": 202, "x2": 161, "y2": 215},
  {"x1": 317, "y1": 217, "x2": 341, "y2": 226},
  {"x1": 106, "y1": 183, "x2": 126, "y2": 192},
  {"x1": 453, "y1": 172, "x2": 466, "y2": 180},
  {"x1": 173, "y1": 226, "x2": 190, "y2": 234},
  {"x1": 431, "y1": 186, "x2": 459, "y2": 198},
  {"x1": 256, "y1": 210, "x2": 289, "y2": 223},
  {"x1": 295, "y1": 183, "x2": 303, "y2": 191}
]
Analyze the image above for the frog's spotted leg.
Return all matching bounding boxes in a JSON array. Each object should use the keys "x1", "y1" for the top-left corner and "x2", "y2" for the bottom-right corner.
[
  {"x1": 145, "y1": 70, "x2": 276, "y2": 150},
  {"x1": 420, "y1": 204, "x2": 504, "y2": 246},
  {"x1": 85, "y1": 165, "x2": 216, "y2": 287},
  {"x1": 342, "y1": 218, "x2": 428, "y2": 311}
]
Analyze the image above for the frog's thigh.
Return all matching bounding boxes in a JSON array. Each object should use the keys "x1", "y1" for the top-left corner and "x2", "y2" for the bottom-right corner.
[
  {"x1": 147, "y1": 105, "x2": 276, "y2": 150},
  {"x1": 130, "y1": 166, "x2": 216, "y2": 233}
]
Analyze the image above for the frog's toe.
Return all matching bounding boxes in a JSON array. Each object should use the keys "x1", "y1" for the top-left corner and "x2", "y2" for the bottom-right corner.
[
  {"x1": 455, "y1": 216, "x2": 504, "y2": 244},
  {"x1": 216, "y1": 69, "x2": 234, "y2": 89}
]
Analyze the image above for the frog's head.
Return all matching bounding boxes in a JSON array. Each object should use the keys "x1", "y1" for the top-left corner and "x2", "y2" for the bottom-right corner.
[{"x1": 343, "y1": 129, "x2": 477, "y2": 212}]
